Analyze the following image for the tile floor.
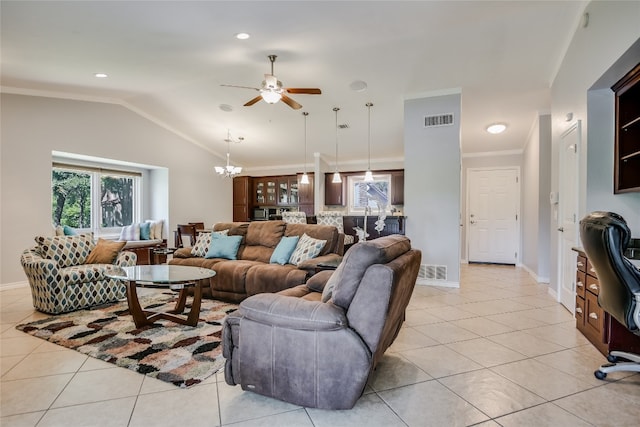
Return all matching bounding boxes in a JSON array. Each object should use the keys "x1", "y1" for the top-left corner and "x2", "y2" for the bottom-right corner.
[{"x1": 2, "y1": 264, "x2": 639, "y2": 426}]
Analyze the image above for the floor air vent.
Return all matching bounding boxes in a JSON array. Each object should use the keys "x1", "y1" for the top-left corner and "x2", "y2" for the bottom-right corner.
[
  {"x1": 424, "y1": 113, "x2": 454, "y2": 128},
  {"x1": 418, "y1": 264, "x2": 448, "y2": 281}
]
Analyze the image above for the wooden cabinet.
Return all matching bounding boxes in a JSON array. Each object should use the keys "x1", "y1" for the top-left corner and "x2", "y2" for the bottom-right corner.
[
  {"x1": 232, "y1": 176, "x2": 251, "y2": 222},
  {"x1": 613, "y1": 63, "x2": 640, "y2": 193},
  {"x1": 297, "y1": 173, "x2": 314, "y2": 216},
  {"x1": 391, "y1": 170, "x2": 404, "y2": 205},
  {"x1": 277, "y1": 176, "x2": 299, "y2": 205},
  {"x1": 574, "y1": 249, "x2": 640, "y2": 356},
  {"x1": 325, "y1": 173, "x2": 345, "y2": 206}
]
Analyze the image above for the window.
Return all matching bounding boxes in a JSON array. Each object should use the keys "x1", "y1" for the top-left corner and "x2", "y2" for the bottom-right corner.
[
  {"x1": 52, "y1": 163, "x2": 141, "y2": 233},
  {"x1": 347, "y1": 174, "x2": 392, "y2": 214}
]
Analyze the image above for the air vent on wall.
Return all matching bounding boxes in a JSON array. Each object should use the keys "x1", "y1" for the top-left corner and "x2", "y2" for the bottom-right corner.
[
  {"x1": 424, "y1": 113, "x2": 454, "y2": 128},
  {"x1": 418, "y1": 264, "x2": 448, "y2": 281},
  {"x1": 338, "y1": 123, "x2": 350, "y2": 129}
]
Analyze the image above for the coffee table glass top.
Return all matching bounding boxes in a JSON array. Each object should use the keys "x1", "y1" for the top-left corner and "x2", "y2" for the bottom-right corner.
[{"x1": 106, "y1": 265, "x2": 215, "y2": 285}]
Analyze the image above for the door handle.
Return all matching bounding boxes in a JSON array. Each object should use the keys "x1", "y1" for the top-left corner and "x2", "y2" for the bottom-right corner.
[
  {"x1": 470, "y1": 220, "x2": 476, "y2": 224},
  {"x1": 557, "y1": 227, "x2": 564, "y2": 232}
]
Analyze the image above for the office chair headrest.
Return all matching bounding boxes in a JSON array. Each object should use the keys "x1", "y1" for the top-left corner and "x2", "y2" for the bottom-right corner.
[{"x1": 580, "y1": 211, "x2": 631, "y2": 251}]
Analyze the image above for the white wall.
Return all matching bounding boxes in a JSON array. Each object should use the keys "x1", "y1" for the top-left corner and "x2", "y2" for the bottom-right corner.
[
  {"x1": 549, "y1": 1, "x2": 640, "y2": 296},
  {"x1": 0, "y1": 94, "x2": 231, "y2": 286},
  {"x1": 404, "y1": 93, "x2": 461, "y2": 286},
  {"x1": 521, "y1": 115, "x2": 551, "y2": 282}
]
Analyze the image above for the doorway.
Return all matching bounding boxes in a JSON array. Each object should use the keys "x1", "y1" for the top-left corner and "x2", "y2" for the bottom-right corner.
[
  {"x1": 558, "y1": 121, "x2": 581, "y2": 312},
  {"x1": 467, "y1": 168, "x2": 520, "y2": 264}
]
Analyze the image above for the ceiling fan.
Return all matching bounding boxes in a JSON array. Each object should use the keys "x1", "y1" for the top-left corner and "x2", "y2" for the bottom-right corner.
[{"x1": 221, "y1": 55, "x2": 321, "y2": 110}]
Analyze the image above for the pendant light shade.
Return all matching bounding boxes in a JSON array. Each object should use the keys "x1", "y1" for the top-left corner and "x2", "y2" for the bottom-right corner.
[
  {"x1": 332, "y1": 107, "x2": 342, "y2": 183},
  {"x1": 364, "y1": 102, "x2": 374, "y2": 182},
  {"x1": 215, "y1": 130, "x2": 243, "y2": 178},
  {"x1": 300, "y1": 111, "x2": 310, "y2": 185}
]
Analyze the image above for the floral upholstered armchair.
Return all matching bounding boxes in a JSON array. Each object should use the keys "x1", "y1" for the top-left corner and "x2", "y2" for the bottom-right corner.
[{"x1": 20, "y1": 233, "x2": 137, "y2": 314}]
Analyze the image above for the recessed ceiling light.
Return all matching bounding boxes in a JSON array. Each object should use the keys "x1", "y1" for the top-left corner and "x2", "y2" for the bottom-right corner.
[
  {"x1": 219, "y1": 104, "x2": 233, "y2": 112},
  {"x1": 349, "y1": 80, "x2": 368, "y2": 92},
  {"x1": 94, "y1": 73, "x2": 108, "y2": 78},
  {"x1": 235, "y1": 33, "x2": 250, "y2": 40},
  {"x1": 486, "y1": 123, "x2": 507, "y2": 134}
]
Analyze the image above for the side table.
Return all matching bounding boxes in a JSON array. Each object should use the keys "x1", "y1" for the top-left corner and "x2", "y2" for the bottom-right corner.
[{"x1": 150, "y1": 247, "x2": 176, "y2": 265}]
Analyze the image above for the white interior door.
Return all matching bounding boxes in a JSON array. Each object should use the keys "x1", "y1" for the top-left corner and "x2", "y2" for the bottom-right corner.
[
  {"x1": 558, "y1": 121, "x2": 581, "y2": 312},
  {"x1": 468, "y1": 168, "x2": 519, "y2": 264}
]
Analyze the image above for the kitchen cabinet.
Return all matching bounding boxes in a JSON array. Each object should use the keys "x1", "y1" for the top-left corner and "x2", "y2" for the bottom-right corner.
[
  {"x1": 254, "y1": 177, "x2": 277, "y2": 205},
  {"x1": 232, "y1": 176, "x2": 251, "y2": 222},
  {"x1": 325, "y1": 173, "x2": 345, "y2": 206},
  {"x1": 297, "y1": 173, "x2": 314, "y2": 216},
  {"x1": 613, "y1": 63, "x2": 640, "y2": 193},
  {"x1": 574, "y1": 248, "x2": 640, "y2": 356},
  {"x1": 391, "y1": 170, "x2": 404, "y2": 205},
  {"x1": 278, "y1": 176, "x2": 298, "y2": 205}
]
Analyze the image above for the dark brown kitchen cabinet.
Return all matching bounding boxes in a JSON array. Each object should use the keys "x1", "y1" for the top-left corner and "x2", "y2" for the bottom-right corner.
[
  {"x1": 613, "y1": 62, "x2": 640, "y2": 193},
  {"x1": 297, "y1": 173, "x2": 314, "y2": 216},
  {"x1": 232, "y1": 176, "x2": 251, "y2": 222},
  {"x1": 391, "y1": 171, "x2": 404, "y2": 205},
  {"x1": 325, "y1": 173, "x2": 345, "y2": 206}
]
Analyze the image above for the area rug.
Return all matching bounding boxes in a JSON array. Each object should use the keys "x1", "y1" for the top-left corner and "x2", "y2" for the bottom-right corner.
[{"x1": 16, "y1": 292, "x2": 238, "y2": 388}]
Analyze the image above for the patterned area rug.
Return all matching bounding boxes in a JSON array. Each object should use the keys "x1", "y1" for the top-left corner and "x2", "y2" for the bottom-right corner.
[{"x1": 16, "y1": 291, "x2": 238, "y2": 387}]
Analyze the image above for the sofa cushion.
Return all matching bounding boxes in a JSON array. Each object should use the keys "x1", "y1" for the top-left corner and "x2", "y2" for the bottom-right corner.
[
  {"x1": 245, "y1": 264, "x2": 308, "y2": 295},
  {"x1": 270, "y1": 235, "x2": 299, "y2": 265},
  {"x1": 205, "y1": 234, "x2": 243, "y2": 260},
  {"x1": 284, "y1": 223, "x2": 338, "y2": 256},
  {"x1": 191, "y1": 230, "x2": 228, "y2": 257},
  {"x1": 145, "y1": 219, "x2": 164, "y2": 240},
  {"x1": 35, "y1": 233, "x2": 96, "y2": 268},
  {"x1": 289, "y1": 233, "x2": 326, "y2": 266},
  {"x1": 330, "y1": 235, "x2": 411, "y2": 308},
  {"x1": 139, "y1": 222, "x2": 151, "y2": 240},
  {"x1": 86, "y1": 238, "x2": 126, "y2": 264},
  {"x1": 246, "y1": 220, "x2": 285, "y2": 248},
  {"x1": 119, "y1": 223, "x2": 140, "y2": 241}
]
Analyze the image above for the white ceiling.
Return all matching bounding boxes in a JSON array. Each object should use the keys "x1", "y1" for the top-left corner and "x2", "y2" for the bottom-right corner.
[{"x1": 1, "y1": 1, "x2": 585, "y2": 170}]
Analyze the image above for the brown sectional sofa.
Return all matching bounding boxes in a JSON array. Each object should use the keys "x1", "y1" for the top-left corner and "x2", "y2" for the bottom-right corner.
[{"x1": 168, "y1": 220, "x2": 344, "y2": 302}]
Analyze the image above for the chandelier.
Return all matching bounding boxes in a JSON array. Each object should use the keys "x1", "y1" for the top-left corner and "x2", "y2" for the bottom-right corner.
[{"x1": 215, "y1": 130, "x2": 243, "y2": 178}]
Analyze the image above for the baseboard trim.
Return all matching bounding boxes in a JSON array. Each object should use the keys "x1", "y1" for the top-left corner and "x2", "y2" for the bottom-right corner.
[
  {"x1": 0, "y1": 281, "x2": 28, "y2": 291},
  {"x1": 416, "y1": 278, "x2": 460, "y2": 288},
  {"x1": 520, "y1": 264, "x2": 550, "y2": 284}
]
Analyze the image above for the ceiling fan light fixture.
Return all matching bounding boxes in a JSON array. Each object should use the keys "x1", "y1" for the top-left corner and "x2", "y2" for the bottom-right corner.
[{"x1": 261, "y1": 90, "x2": 282, "y2": 104}]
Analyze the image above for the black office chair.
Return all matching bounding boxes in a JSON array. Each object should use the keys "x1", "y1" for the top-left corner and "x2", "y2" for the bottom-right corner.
[{"x1": 579, "y1": 211, "x2": 640, "y2": 379}]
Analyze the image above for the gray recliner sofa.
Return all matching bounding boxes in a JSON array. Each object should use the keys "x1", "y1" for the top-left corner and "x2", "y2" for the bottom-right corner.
[{"x1": 222, "y1": 234, "x2": 422, "y2": 409}]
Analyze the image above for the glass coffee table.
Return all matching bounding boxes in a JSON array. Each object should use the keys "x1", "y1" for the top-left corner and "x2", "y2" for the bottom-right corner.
[{"x1": 106, "y1": 265, "x2": 215, "y2": 328}]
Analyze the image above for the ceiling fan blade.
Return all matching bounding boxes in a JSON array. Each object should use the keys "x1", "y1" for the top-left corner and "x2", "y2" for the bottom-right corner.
[
  {"x1": 244, "y1": 95, "x2": 263, "y2": 107},
  {"x1": 281, "y1": 94, "x2": 302, "y2": 110},
  {"x1": 221, "y1": 84, "x2": 260, "y2": 91},
  {"x1": 285, "y1": 88, "x2": 322, "y2": 95}
]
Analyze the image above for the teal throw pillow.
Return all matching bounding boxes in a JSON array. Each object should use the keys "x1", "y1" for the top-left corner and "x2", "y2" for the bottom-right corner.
[
  {"x1": 205, "y1": 234, "x2": 243, "y2": 260},
  {"x1": 63, "y1": 225, "x2": 77, "y2": 236},
  {"x1": 139, "y1": 222, "x2": 151, "y2": 240},
  {"x1": 270, "y1": 236, "x2": 300, "y2": 265}
]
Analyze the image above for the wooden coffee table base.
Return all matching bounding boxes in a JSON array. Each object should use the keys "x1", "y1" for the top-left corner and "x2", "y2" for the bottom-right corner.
[{"x1": 125, "y1": 279, "x2": 204, "y2": 328}]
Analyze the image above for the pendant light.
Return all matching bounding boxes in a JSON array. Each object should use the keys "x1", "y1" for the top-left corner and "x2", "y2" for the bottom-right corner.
[
  {"x1": 332, "y1": 107, "x2": 342, "y2": 183},
  {"x1": 300, "y1": 111, "x2": 310, "y2": 185},
  {"x1": 215, "y1": 130, "x2": 243, "y2": 178},
  {"x1": 364, "y1": 102, "x2": 374, "y2": 182}
]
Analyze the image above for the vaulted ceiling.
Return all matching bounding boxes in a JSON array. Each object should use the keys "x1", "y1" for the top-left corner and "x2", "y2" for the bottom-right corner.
[{"x1": 1, "y1": 1, "x2": 585, "y2": 169}]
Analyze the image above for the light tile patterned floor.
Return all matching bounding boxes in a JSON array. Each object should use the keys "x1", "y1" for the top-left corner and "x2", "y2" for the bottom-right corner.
[{"x1": 2, "y1": 264, "x2": 639, "y2": 426}]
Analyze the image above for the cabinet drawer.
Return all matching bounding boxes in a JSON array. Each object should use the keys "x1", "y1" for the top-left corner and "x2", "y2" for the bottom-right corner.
[
  {"x1": 585, "y1": 291, "x2": 604, "y2": 335},
  {"x1": 586, "y1": 274, "x2": 600, "y2": 296},
  {"x1": 586, "y1": 259, "x2": 598, "y2": 277},
  {"x1": 575, "y1": 296, "x2": 585, "y2": 327},
  {"x1": 576, "y1": 255, "x2": 587, "y2": 272},
  {"x1": 575, "y1": 271, "x2": 586, "y2": 298}
]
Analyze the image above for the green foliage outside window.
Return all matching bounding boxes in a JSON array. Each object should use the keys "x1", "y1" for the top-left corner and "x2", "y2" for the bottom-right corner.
[
  {"x1": 52, "y1": 168, "x2": 136, "y2": 229},
  {"x1": 51, "y1": 170, "x2": 91, "y2": 227}
]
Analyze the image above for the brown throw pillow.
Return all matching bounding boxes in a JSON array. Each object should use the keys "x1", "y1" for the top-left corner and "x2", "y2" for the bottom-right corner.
[{"x1": 86, "y1": 238, "x2": 126, "y2": 264}]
